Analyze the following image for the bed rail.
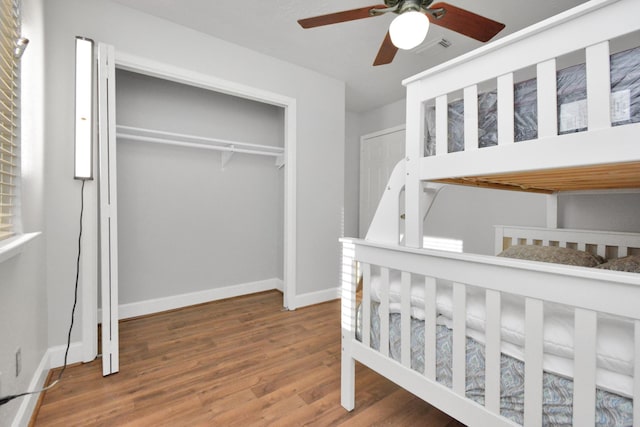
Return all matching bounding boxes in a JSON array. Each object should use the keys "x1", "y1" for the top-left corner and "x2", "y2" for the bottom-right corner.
[
  {"x1": 341, "y1": 232, "x2": 640, "y2": 426},
  {"x1": 402, "y1": 0, "x2": 640, "y2": 190}
]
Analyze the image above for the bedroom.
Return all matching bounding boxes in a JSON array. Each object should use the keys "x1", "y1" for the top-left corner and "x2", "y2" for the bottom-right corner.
[{"x1": 1, "y1": 0, "x2": 639, "y2": 425}]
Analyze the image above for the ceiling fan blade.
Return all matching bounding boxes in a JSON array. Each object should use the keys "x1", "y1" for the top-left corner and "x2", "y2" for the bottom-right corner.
[
  {"x1": 298, "y1": 4, "x2": 387, "y2": 29},
  {"x1": 429, "y1": 2, "x2": 505, "y2": 42},
  {"x1": 373, "y1": 32, "x2": 398, "y2": 66}
]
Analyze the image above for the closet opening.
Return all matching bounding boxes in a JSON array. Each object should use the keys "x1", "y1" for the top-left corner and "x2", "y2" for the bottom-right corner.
[
  {"x1": 90, "y1": 45, "x2": 297, "y2": 376},
  {"x1": 112, "y1": 68, "x2": 287, "y2": 316}
]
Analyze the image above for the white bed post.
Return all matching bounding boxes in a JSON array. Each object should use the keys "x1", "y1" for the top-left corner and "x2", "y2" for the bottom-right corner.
[
  {"x1": 340, "y1": 240, "x2": 357, "y2": 411},
  {"x1": 404, "y1": 89, "x2": 424, "y2": 248}
]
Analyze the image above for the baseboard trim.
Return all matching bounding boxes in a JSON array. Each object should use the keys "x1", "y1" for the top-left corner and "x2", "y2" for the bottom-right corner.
[
  {"x1": 113, "y1": 278, "x2": 282, "y2": 320},
  {"x1": 11, "y1": 348, "x2": 52, "y2": 427},
  {"x1": 291, "y1": 286, "x2": 340, "y2": 309},
  {"x1": 47, "y1": 342, "x2": 85, "y2": 369}
]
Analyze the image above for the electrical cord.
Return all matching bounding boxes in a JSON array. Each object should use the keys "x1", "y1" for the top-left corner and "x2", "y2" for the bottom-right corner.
[{"x1": 0, "y1": 179, "x2": 86, "y2": 407}]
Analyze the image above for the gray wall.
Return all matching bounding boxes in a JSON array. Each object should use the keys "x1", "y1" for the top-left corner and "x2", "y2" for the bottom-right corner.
[
  {"x1": 0, "y1": 0, "x2": 48, "y2": 424},
  {"x1": 559, "y1": 192, "x2": 640, "y2": 232},
  {"x1": 116, "y1": 70, "x2": 284, "y2": 304},
  {"x1": 43, "y1": 0, "x2": 344, "y2": 351}
]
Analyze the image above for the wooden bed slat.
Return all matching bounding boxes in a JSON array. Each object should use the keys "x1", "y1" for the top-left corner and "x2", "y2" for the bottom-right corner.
[
  {"x1": 380, "y1": 267, "x2": 390, "y2": 358},
  {"x1": 362, "y1": 263, "x2": 371, "y2": 347},
  {"x1": 634, "y1": 320, "x2": 640, "y2": 427},
  {"x1": 485, "y1": 289, "x2": 502, "y2": 413},
  {"x1": 452, "y1": 282, "x2": 467, "y2": 396},
  {"x1": 424, "y1": 276, "x2": 437, "y2": 380},
  {"x1": 524, "y1": 298, "x2": 544, "y2": 427},
  {"x1": 435, "y1": 161, "x2": 640, "y2": 193},
  {"x1": 573, "y1": 308, "x2": 597, "y2": 426}
]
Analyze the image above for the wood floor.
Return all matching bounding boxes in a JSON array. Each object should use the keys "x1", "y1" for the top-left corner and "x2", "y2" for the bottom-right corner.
[{"x1": 32, "y1": 290, "x2": 465, "y2": 426}]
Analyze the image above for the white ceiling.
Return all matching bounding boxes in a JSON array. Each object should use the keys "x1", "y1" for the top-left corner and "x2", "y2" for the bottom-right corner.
[{"x1": 110, "y1": 0, "x2": 588, "y2": 113}]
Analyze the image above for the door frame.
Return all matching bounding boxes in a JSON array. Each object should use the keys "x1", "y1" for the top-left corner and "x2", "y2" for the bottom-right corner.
[{"x1": 82, "y1": 49, "x2": 298, "y2": 361}]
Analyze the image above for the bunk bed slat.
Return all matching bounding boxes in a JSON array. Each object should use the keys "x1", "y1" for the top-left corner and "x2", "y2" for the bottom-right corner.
[
  {"x1": 572, "y1": 308, "x2": 597, "y2": 426},
  {"x1": 634, "y1": 320, "x2": 640, "y2": 427},
  {"x1": 340, "y1": 241, "x2": 356, "y2": 410},
  {"x1": 379, "y1": 267, "x2": 390, "y2": 358},
  {"x1": 536, "y1": 59, "x2": 558, "y2": 138},
  {"x1": 524, "y1": 298, "x2": 544, "y2": 427},
  {"x1": 424, "y1": 276, "x2": 437, "y2": 380},
  {"x1": 497, "y1": 73, "x2": 515, "y2": 145},
  {"x1": 485, "y1": 289, "x2": 502, "y2": 413},
  {"x1": 586, "y1": 41, "x2": 611, "y2": 131},
  {"x1": 464, "y1": 85, "x2": 479, "y2": 151},
  {"x1": 362, "y1": 263, "x2": 371, "y2": 347},
  {"x1": 452, "y1": 282, "x2": 467, "y2": 395},
  {"x1": 401, "y1": 272, "x2": 411, "y2": 367},
  {"x1": 436, "y1": 95, "x2": 448, "y2": 156}
]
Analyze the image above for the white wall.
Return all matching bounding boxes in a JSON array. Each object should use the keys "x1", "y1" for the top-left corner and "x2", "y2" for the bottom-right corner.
[
  {"x1": 344, "y1": 111, "x2": 361, "y2": 238},
  {"x1": 43, "y1": 0, "x2": 344, "y2": 353},
  {"x1": 116, "y1": 70, "x2": 284, "y2": 304},
  {"x1": 559, "y1": 192, "x2": 640, "y2": 232},
  {"x1": 0, "y1": 0, "x2": 48, "y2": 425}
]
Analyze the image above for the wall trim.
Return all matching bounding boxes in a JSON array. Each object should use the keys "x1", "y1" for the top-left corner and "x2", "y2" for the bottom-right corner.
[
  {"x1": 100, "y1": 278, "x2": 283, "y2": 321},
  {"x1": 47, "y1": 342, "x2": 85, "y2": 369},
  {"x1": 292, "y1": 286, "x2": 340, "y2": 309},
  {"x1": 12, "y1": 348, "x2": 52, "y2": 427}
]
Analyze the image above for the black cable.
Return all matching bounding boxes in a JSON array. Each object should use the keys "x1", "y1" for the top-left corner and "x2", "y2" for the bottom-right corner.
[{"x1": 0, "y1": 179, "x2": 86, "y2": 407}]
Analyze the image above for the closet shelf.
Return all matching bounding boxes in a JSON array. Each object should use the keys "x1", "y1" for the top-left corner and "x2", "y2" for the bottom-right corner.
[{"x1": 116, "y1": 125, "x2": 285, "y2": 168}]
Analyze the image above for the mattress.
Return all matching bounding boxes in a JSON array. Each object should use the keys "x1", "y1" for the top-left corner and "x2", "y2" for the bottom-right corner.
[
  {"x1": 357, "y1": 302, "x2": 633, "y2": 426},
  {"x1": 424, "y1": 46, "x2": 640, "y2": 156}
]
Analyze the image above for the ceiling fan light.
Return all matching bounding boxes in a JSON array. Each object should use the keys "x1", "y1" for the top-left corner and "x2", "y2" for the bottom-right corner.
[{"x1": 389, "y1": 10, "x2": 430, "y2": 50}]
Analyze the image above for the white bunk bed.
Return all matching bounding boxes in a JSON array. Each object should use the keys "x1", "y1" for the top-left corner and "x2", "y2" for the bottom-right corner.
[{"x1": 340, "y1": 0, "x2": 640, "y2": 425}]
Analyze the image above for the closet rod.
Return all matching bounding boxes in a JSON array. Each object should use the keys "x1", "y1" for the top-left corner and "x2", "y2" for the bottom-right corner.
[
  {"x1": 115, "y1": 125, "x2": 284, "y2": 157},
  {"x1": 117, "y1": 133, "x2": 284, "y2": 157}
]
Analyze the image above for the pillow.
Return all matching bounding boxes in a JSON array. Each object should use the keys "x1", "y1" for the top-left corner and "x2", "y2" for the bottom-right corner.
[
  {"x1": 595, "y1": 254, "x2": 640, "y2": 273},
  {"x1": 497, "y1": 245, "x2": 604, "y2": 267}
]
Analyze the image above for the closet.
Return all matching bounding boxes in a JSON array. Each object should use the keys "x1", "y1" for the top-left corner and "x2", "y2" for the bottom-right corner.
[{"x1": 114, "y1": 69, "x2": 285, "y2": 313}]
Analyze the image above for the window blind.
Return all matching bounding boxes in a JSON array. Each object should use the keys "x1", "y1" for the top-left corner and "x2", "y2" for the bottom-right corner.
[{"x1": 0, "y1": 0, "x2": 20, "y2": 241}]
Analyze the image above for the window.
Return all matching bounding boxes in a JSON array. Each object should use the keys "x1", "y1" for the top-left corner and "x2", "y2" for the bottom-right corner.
[{"x1": 0, "y1": 0, "x2": 21, "y2": 241}]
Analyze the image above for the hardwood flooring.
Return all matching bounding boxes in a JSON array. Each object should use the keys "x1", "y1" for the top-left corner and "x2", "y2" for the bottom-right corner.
[{"x1": 32, "y1": 290, "x2": 465, "y2": 426}]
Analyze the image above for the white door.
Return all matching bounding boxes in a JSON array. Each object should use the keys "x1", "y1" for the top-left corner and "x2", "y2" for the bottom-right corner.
[
  {"x1": 97, "y1": 43, "x2": 119, "y2": 376},
  {"x1": 359, "y1": 126, "x2": 406, "y2": 237}
]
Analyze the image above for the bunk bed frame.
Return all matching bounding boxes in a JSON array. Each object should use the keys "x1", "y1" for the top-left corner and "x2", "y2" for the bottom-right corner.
[{"x1": 340, "y1": 0, "x2": 640, "y2": 425}]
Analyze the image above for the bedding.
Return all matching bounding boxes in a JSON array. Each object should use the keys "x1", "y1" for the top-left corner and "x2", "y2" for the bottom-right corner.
[
  {"x1": 497, "y1": 245, "x2": 605, "y2": 266},
  {"x1": 357, "y1": 303, "x2": 633, "y2": 426},
  {"x1": 596, "y1": 254, "x2": 640, "y2": 273},
  {"x1": 368, "y1": 271, "x2": 635, "y2": 397}
]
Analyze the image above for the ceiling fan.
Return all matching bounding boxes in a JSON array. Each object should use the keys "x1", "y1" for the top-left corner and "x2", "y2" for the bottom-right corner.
[{"x1": 298, "y1": 0, "x2": 505, "y2": 66}]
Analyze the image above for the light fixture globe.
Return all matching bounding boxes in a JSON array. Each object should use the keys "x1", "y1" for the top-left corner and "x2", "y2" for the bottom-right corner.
[{"x1": 389, "y1": 10, "x2": 430, "y2": 50}]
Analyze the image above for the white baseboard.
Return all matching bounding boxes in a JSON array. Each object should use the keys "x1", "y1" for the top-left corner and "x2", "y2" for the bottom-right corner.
[
  {"x1": 47, "y1": 341, "x2": 85, "y2": 369},
  {"x1": 291, "y1": 286, "x2": 340, "y2": 309},
  {"x1": 109, "y1": 278, "x2": 283, "y2": 321},
  {"x1": 11, "y1": 348, "x2": 52, "y2": 427}
]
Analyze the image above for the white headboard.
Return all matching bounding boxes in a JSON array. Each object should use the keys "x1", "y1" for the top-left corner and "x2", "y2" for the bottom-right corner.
[{"x1": 494, "y1": 225, "x2": 640, "y2": 259}]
